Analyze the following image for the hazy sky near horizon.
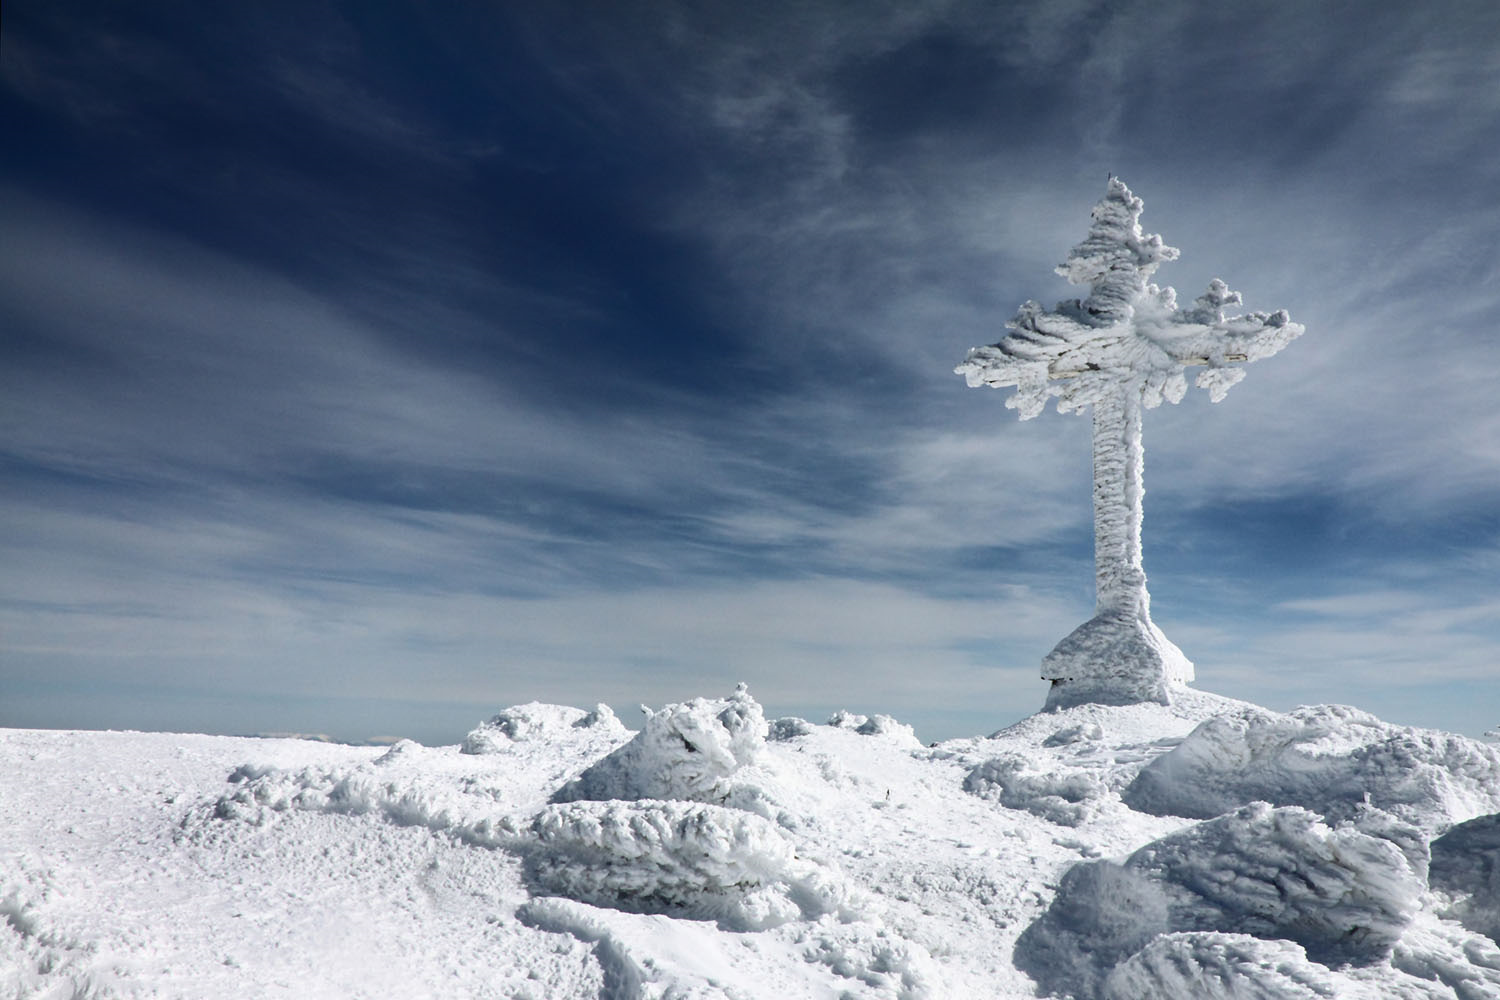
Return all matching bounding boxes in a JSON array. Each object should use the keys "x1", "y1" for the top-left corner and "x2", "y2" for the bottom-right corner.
[{"x1": 4, "y1": 1, "x2": 1498, "y2": 744}]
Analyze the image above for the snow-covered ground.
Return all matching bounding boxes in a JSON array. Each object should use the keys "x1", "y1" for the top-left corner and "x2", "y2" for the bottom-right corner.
[{"x1": 4, "y1": 686, "x2": 1499, "y2": 999}]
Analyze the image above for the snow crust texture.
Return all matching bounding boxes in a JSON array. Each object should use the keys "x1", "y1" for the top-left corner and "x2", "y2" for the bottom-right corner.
[
  {"x1": 1124, "y1": 703, "x2": 1500, "y2": 833},
  {"x1": 6, "y1": 689, "x2": 1500, "y2": 999},
  {"x1": 1015, "y1": 802, "x2": 1424, "y2": 997},
  {"x1": 527, "y1": 800, "x2": 850, "y2": 931},
  {"x1": 1430, "y1": 813, "x2": 1500, "y2": 944},
  {"x1": 1101, "y1": 933, "x2": 1347, "y2": 1000},
  {"x1": 552, "y1": 684, "x2": 769, "y2": 810},
  {"x1": 461, "y1": 701, "x2": 623, "y2": 754}
]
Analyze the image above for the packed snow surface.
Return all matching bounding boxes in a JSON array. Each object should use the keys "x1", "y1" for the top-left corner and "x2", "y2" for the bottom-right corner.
[{"x1": 4, "y1": 687, "x2": 1498, "y2": 998}]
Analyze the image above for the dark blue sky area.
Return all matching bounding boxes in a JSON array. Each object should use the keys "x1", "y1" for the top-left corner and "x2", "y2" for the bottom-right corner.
[{"x1": 4, "y1": 1, "x2": 1498, "y2": 743}]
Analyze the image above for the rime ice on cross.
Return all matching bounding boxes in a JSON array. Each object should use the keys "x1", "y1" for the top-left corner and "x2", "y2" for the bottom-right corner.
[{"x1": 956, "y1": 179, "x2": 1303, "y2": 710}]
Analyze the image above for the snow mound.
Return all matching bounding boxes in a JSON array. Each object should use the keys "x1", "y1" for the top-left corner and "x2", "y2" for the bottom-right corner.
[
  {"x1": 964, "y1": 753, "x2": 1107, "y2": 827},
  {"x1": 210, "y1": 750, "x2": 524, "y2": 847},
  {"x1": 462, "y1": 701, "x2": 622, "y2": 753},
  {"x1": 826, "y1": 710, "x2": 923, "y2": 748},
  {"x1": 1015, "y1": 802, "x2": 1424, "y2": 998},
  {"x1": 526, "y1": 799, "x2": 851, "y2": 931},
  {"x1": 1124, "y1": 704, "x2": 1500, "y2": 832},
  {"x1": 768, "y1": 716, "x2": 814, "y2": 740},
  {"x1": 552, "y1": 685, "x2": 768, "y2": 810},
  {"x1": 1430, "y1": 813, "x2": 1500, "y2": 943},
  {"x1": 1043, "y1": 722, "x2": 1104, "y2": 747},
  {"x1": 800, "y1": 923, "x2": 943, "y2": 1000},
  {"x1": 1101, "y1": 933, "x2": 1350, "y2": 1000}
]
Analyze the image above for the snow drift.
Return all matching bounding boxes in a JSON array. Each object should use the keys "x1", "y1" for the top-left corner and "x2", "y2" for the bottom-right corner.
[
  {"x1": 552, "y1": 684, "x2": 771, "y2": 811},
  {"x1": 461, "y1": 701, "x2": 623, "y2": 754},
  {"x1": 1430, "y1": 812, "x2": 1500, "y2": 944},
  {"x1": 1015, "y1": 802, "x2": 1425, "y2": 998},
  {"x1": 1123, "y1": 704, "x2": 1500, "y2": 833},
  {"x1": 963, "y1": 753, "x2": 1107, "y2": 827},
  {"x1": 15, "y1": 686, "x2": 1500, "y2": 998},
  {"x1": 526, "y1": 799, "x2": 850, "y2": 931}
]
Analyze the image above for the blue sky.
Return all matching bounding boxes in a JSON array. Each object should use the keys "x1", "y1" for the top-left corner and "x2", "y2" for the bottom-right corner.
[{"x1": 3, "y1": 1, "x2": 1498, "y2": 744}]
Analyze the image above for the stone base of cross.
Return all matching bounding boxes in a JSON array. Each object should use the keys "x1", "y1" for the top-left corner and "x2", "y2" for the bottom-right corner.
[
  {"x1": 955, "y1": 179, "x2": 1302, "y2": 710},
  {"x1": 1039, "y1": 379, "x2": 1192, "y2": 709}
]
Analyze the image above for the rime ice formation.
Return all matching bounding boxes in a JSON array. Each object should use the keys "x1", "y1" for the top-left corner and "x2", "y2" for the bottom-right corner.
[
  {"x1": 9, "y1": 689, "x2": 1500, "y2": 998},
  {"x1": 525, "y1": 799, "x2": 850, "y2": 931},
  {"x1": 551, "y1": 683, "x2": 770, "y2": 810},
  {"x1": 957, "y1": 178, "x2": 1303, "y2": 710},
  {"x1": 1123, "y1": 704, "x2": 1500, "y2": 833},
  {"x1": 460, "y1": 701, "x2": 623, "y2": 754},
  {"x1": 1014, "y1": 802, "x2": 1425, "y2": 998}
]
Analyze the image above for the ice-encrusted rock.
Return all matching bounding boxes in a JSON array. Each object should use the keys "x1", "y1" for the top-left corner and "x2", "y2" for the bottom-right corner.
[
  {"x1": 461, "y1": 702, "x2": 623, "y2": 754},
  {"x1": 768, "y1": 716, "x2": 814, "y2": 741},
  {"x1": 964, "y1": 753, "x2": 1107, "y2": 827},
  {"x1": 825, "y1": 711, "x2": 922, "y2": 747},
  {"x1": 827, "y1": 710, "x2": 869, "y2": 730},
  {"x1": 854, "y1": 714, "x2": 922, "y2": 747},
  {"x1": 1043, "y1": 722, "x2": 1104, "y2": 747},
  {"x1": 1429, "y1": 812, "x2": 1500, "y2": 942},
  {"x1": 801, "y1": 923, "x2": 944, "y2": 1000},
  {"x1": 1101, "y1": 933, "x2": 1355, "y2": 1000},
  {"x1": 526, "y1": 800, "x2": 851, "y2": 931},
  {"x1": 552, "y1": 685, "x2": 766, "y2": 808},
  {"x1": 1124, "y1": 704, "x2": 1500, "y2": 833},
  {"x1": 1015, "y1": 803, "x2": 1424, "y2": 998}
]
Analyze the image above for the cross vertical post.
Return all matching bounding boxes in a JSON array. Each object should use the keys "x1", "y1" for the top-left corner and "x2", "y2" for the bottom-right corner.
[{"x1": 955, "y1": 179, "x2": 1303, "y2": 710}]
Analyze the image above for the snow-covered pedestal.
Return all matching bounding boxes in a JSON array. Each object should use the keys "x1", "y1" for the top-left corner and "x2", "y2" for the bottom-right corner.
[{"x1": 956, "y1": 179, "x2": 1302, "y2": 710}]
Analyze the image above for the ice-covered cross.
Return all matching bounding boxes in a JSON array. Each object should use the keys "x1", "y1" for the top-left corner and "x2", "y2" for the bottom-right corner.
[{"x1": 956, "y1": 178, "x2": 1303, "y2": 710}]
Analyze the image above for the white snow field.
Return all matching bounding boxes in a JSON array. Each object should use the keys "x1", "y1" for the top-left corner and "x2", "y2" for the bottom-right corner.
[{"x1": 4, "y1": 686, "x2": 1500, "y2": 999}]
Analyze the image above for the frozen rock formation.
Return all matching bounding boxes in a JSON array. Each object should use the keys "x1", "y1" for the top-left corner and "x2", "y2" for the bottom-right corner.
[
  {"x1": 1102, "y1": 933, "x2": 1353, "y2": 1000},
  {"x1": 956, "y1": 178, "x2": 1302, "y2": 710},
  {"x1": 526, "y1": 799, "x2": 850, "y2": 931},
  {"x1": 1429, "y1": 812, "x2": 1500, "y2": 942},
  {"x1": 1015, "y1": 802, "x2": 1424, "y2": 998},
  {"x1": 552, "y1": 684, "x2": 768, "y2": 809},
  {"x1": 1123, "y1": 704, "x2": 1500, "y2": 833},
  {"x1": 461, "y1": 701, "x2": 623, "y2": 754},
  {"x1": 964, "y1": 753, "x2": 1107, "y2": 827}
]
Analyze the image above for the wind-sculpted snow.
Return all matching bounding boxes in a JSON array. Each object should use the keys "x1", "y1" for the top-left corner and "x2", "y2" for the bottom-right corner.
[
  {"x1": 1101, "y1": 933, "x2": 1350, "y2": 1000},
  {"x1": 964, "y1": 753, "x2": 1107, "y2": 827},
  {"x1": 526, "y1": 800, "x2": 853, "y2": 931},
  {"x1": 1430, "y1": 813, "x2": 1500, "y2": 943},
  {"x1": 1015, "y1": 802, "x2": 1424, "y2": 998},
  {"x1": 828, "y1": 710, "x2": 924, "y2": 748},
  {"x1": 1124, "y1": 704, "x2": 1500, "y2": 833},
  {"x1": 10, "y1": 694, "x2": 1500, "y2": 997},
  {"x1": 461, "y1": 701, "x2": 623, "y2": 754},
  {"x1": 553, "y1": 684, "x2": 771, "y2": 811}
]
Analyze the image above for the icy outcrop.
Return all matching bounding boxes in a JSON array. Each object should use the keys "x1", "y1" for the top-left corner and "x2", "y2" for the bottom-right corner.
[
  {"x1": 461, "y1": 702, "x2": 623, "y2": 754},
  {"x1": 801, "y1": 924, "x2": 944, "y2": 1000},
  {"x1": 526, "y1": 800, "x2": 850, "y2": 931},
  {"x1": 768, "y1": 716, "x2": 814, "y2": 741},
  {"x1": 956, "y1": 178, "x2": 1302, "y2": 712},
  {"x1": 1102, "y1": 933, "x2": 1353, "y2": 1000},
  {"x1": 1043, "y1": 722, "x2": 1104, "y2": 747},
  {"x1": 1015, "y1": 803, "x2": 1424, "y2": 998},
  {"x1": 552, "y1": 685, "x2": 767, "y2": 809},
  {"x1": 964, "y1": 753, "x2": 1107, "y2": 827},
  {"x1": 1124, "y1": 705, "x2": 1500, "y2": 833},
  {"x1": 1430, "y1": 813, "x2": 1500, "y2": 942}
]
